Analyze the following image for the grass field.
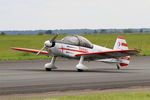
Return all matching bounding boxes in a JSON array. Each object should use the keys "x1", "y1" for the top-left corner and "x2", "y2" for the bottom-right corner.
[
  {"x1": 9, "y1": 92, "x2": 150, "y2": 100},
  {"x1": 0, "y1": 34, "x2": 150, "y2": 60}
]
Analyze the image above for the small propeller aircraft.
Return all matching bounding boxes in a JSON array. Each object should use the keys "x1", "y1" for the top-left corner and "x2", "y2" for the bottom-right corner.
[{"x1": 11, "y1": 34, "x2": 139, "y2": 72}]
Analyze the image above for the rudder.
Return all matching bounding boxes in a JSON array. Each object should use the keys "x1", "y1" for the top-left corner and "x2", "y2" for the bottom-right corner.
[
  {"x1": 113, "y1": 36, "x2": 128, "y2": 50},
  {"x1": 114, "y1": 36, "x2": 130, "y2": 68}
]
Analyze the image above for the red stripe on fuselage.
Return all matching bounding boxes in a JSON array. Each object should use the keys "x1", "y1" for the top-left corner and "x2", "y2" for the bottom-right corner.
[{"x1": 59, "y1": 48, "x2": 88, "y2": 53}]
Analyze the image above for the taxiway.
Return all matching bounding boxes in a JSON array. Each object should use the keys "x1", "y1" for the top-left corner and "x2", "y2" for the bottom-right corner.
[{"x1": 0, "y1": 56, "x2": 150, "y2": 95}]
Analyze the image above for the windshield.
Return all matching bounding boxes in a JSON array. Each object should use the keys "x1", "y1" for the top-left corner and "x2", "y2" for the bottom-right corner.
[{"x1": 61, "y1": 35, "x2": 93, "y2": 48}]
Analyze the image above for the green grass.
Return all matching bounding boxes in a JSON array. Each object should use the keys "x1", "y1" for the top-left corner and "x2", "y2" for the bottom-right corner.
[
  {"x1": 0, "y1": 34, "x2": 150, "y2": 60},
  {"x1": 8, "y1": 92, "x2": 150, "y2": 100}
]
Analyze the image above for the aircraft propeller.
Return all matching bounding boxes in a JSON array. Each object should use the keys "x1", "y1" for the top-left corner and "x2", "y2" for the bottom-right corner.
[{"x1": 36, "y1": 33, "x2": 58, "y2": 55}]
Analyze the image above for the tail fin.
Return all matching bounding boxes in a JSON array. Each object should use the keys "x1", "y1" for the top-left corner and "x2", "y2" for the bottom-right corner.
[
  {"x1": 113, "y1": 36, "x2": 128, "y2": 50},
  {"x1": 114, "y1": 36, "x2": 130, "y2": 67}
]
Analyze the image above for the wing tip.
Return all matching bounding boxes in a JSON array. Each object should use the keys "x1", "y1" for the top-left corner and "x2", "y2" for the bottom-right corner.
[
  {"x1": 11, "y1": 47, "x2": 49, "y2": 55},
  {"x1": 11, "y1": 47, "x2": 25, "y2": 51},
  {"x1": 11, "y1": 47, "x2": 18, "y2": 50}
]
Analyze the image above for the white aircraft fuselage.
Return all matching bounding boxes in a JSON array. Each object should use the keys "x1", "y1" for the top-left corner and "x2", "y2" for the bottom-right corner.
[{"x1": 49, "y1": 42, "x2": 111, "y2": 60}]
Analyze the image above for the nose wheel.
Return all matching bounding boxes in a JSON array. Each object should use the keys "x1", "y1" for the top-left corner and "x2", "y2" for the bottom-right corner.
[{"x1": 45, "y1": 56, "x2": 57, "y2": 71}]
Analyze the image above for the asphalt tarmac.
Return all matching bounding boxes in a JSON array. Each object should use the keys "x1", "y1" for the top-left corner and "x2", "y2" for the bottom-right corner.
[{"x1": 0, "y1": 56, "x2": 150, "y2": 95}]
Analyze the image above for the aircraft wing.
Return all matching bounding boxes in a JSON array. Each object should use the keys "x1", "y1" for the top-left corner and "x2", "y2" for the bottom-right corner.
[
  {"x1": 75, "y1": 49, "x2": 139, "y2": 59},
  {"x1": 11, "y1": 47, "x2": 49, "y2": 56}
]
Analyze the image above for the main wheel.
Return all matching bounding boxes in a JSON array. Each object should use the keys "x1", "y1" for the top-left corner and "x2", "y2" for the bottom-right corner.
[
  {"x1": 45, "y1": 68, "x2": 52, "y2": 71},
  {"x1": 77, "y1": 69, "x2": 84, "y2": 72}
]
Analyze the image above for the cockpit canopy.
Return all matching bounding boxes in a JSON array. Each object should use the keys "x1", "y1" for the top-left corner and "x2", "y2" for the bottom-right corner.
[{"x1": 61, "y1": 35, "x2": 93, "y2": 48}]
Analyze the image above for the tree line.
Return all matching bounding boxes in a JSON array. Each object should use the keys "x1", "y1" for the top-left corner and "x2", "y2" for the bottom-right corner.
[
  {"x1": 0, "y1": 32, "x2": 6, "y2": 35},
  {"x1": 1, "y1": 28, "x2": 150, "y2": 35}
]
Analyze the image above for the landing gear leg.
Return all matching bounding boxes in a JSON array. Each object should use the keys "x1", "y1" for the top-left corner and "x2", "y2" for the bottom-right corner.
[
  {"x1": 76, "y1": 56, "x2": 88, "y2": 72},
  {"x1": 117, "y1": 64, "x2": 120, "y2": 70},
  {"x1": 44, "y1": 56, "x2": 57, "y2": 71}
]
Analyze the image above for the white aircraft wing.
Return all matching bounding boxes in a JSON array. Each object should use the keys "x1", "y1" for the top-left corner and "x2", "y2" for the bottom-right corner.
[
  {"x1": 75, "y1": 49, "x2": 139, "y2": 59},
  {"x1": 11, "y1": 47, "x2": 49, "y2": 56}
]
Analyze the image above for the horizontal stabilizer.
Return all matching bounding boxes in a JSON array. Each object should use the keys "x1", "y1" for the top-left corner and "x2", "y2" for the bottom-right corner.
[{"x1": 97, "y1": 58, "x2": 119, "y2": 63}]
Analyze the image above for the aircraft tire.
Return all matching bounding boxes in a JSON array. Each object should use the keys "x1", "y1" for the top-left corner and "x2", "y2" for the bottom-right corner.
[
  {"x1": 45, "y1": 68, "x2": 52, "y2": 71},
  {"x1": 77, "y1": 69, "x2": 84, "y2": 72}
]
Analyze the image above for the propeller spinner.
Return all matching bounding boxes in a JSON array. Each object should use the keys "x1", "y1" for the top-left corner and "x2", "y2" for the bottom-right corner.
[{"x1": 36, "y1": 33, "x2": 58, "y2": 55}]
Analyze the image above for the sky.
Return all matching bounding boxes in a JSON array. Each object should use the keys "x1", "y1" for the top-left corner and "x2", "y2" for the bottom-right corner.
[{"x1": 0, "y1": 0, "x2": 150, "y2": 30}]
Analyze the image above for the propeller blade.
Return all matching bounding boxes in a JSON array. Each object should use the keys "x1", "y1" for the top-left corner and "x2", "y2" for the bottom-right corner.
[
  {"x1": 36, "y1": 46, "x2": 45, "y2": 55},
  {"x1": 49, "y1": 33, "x2": 59, "y2": 42},
  {"x1": 37, "y1": 33, "x2": 59, "y2": 55}
]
